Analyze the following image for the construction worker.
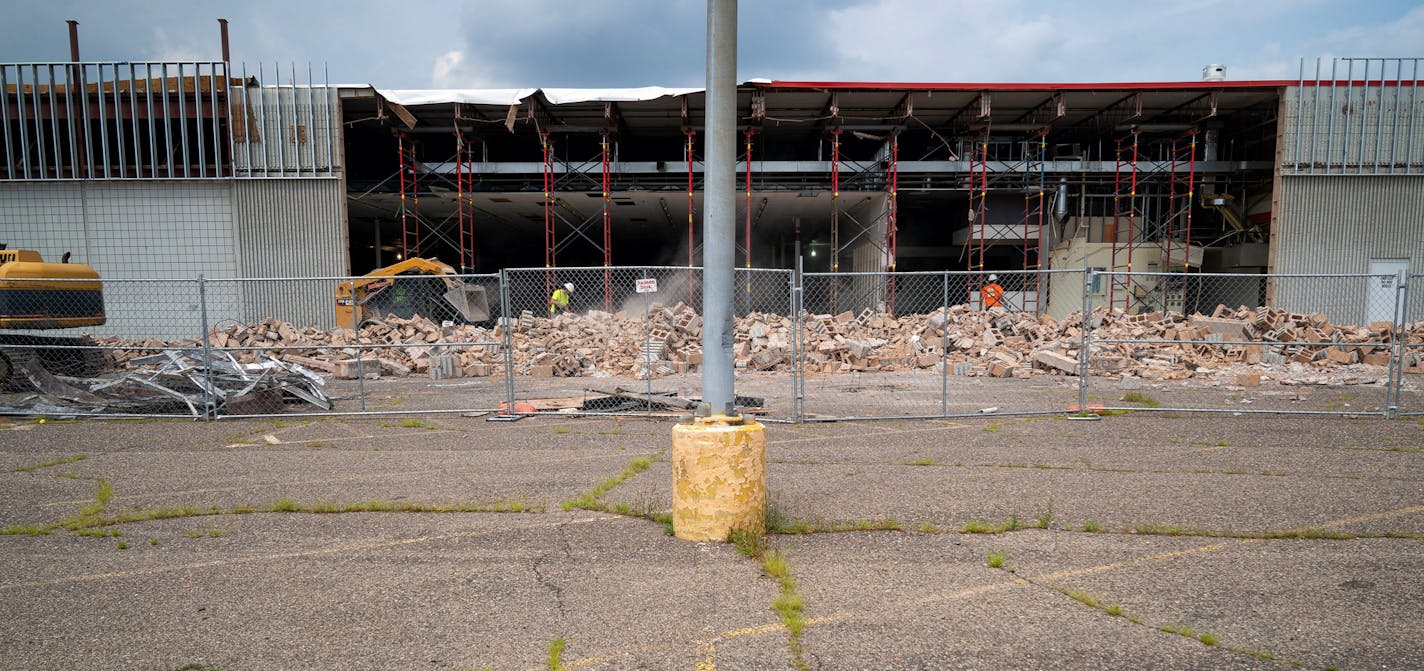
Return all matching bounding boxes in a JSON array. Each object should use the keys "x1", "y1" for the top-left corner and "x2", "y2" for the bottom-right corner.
[
  {"x1": 981, "y1": 274, "x2": 1005, "y2": 310},
  {"x1": 549, "y1": 282, "x2": 575, "y2": 314}
]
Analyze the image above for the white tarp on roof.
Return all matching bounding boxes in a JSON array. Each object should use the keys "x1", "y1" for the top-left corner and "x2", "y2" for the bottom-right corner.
[
  {"x1": 540, "y1": 86, "x2": 702, "y2": 104},
  {"x1": 376, "y1": 86, "x2": 701, "y2": 107},
  {"x1": 379, "y1": 88, "x2": 538, "y2": 106}
]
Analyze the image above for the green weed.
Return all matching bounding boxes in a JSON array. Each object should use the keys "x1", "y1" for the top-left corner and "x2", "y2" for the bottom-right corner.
[
  {"x1": 546, "y1": 637, "x2": 566, "y2": 671},
  {"x1": 907, "y1": 457, "x2": 935, "y2": 466},
  {"x1": 1121, "y1": 392, "x2": 1161, "y2": 408},
  {"x1": 560, "y1": 456, "x2": 654, "y2": 511},
  {"x1": 986, "y1": 552, "x2": 1007, "y2": 569},
  {"x1": 10, "y1": 454, "x2": 88, "y2": 473},
  {"x1": 2, "y1": 524, "x2": 51, "y2": 536},
  {"x1": 1081, "y1": 520, "x2": 1104, "y2": 533}
]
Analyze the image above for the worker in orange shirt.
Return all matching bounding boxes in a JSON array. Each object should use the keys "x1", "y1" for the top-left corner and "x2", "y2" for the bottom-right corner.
[{"x1": 980, "y1": 274, "x2": 1005, "y2": 309}]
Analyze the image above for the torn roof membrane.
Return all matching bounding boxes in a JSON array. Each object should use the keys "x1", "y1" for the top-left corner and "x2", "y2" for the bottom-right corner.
[{"x1": 376, "y1": 85, "x2": 702, "y2": 107}]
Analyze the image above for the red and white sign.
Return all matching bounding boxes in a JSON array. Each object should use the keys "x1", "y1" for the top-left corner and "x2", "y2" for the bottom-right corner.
[{"x1": 635, "y1": 278, "x2": 658, "y2": 294}]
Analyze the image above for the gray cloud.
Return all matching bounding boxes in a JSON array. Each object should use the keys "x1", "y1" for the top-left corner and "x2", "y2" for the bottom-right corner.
[{"x1": 1, "y1": 0, "x2": 1419, "y2": 89}]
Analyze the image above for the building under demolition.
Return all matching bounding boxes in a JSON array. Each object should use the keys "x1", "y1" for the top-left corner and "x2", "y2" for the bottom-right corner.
[{"x1": 1, "y1": 24, "x2": 1421, "y2": 331}]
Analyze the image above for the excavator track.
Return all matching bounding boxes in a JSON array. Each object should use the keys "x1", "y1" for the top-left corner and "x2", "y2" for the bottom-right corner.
[{"x1": 0, "y1": 334, "x2": 108, "y2": 389}]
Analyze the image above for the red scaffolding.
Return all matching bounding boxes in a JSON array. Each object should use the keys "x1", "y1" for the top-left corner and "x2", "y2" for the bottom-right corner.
[
  {"x1": 685, "y1": 129, "x2": 696, "y2": 304},
  {"x1": 966, "y1": 127, "x2": 991, "y2": 289},
  {"x1": 884, "y1": 132, "x2": 899, "y2": 316},
  {"x1": 601, "y1": 132, "x2": 613, "y2": 311},
  {"x1": 829, "y1": 128, "x2": 841, "y2": 312},
  {"x1": 540, "y1": 131, "x2": 555, "y2": 297},
  {"x1": 743, "y1": 128, "x2": 756, "y2": 305},
  {"x1": 1021, "y1": 129, "x2": 1048, "y2": 315},
  {"x1": 396, "y1": 131, "x2": 420, "y2": 260},
  {"x1": 454, "y1": 131, "x2": 475, "y2": 272},
  {"x1": 1108, "y1": 129, "x2": 1141, "y2": 312},
  {"x1": 1165, "y1": 130, "x2": 1198, "y2": 273}
]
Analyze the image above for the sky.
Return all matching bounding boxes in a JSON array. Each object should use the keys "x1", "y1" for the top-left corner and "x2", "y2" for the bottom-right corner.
[{"x1": 1, "y1": 0, "x2": 1421, "y2": 89}]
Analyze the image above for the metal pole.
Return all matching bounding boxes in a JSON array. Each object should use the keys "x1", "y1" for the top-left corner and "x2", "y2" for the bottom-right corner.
[
  {"x1": 1388, "y1": 272, "x2": 1408, "y2": 419},
  {"x1": 501, "y1": 269, "x2": 516, "y2": 414},
  {"x1": 941, "y1": 270, "x2": 950, "y2": 417},
  {"x1": 198, "y1": 275, "x2": 216, "y2": 419},
  {"x1": 701, "y1": 0, "x2": 737, "y2": 415},
  {"x1": 644, "y1": 269, "x2": 654, "y2": 411},
  {"x1": 1077, "y1": 270, "x2": 1093, "y2": 413},
  {"x1": 797, "y1": 255, "x2": 808, "y2": 421}
]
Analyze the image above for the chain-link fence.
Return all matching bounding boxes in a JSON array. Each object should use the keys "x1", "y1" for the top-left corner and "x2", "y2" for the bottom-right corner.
[
  {"x1": 500, "y1": 266, "x2": 793, "y2": 420},
  {"x1": 1397, "y1": 274, "x2": 1424, "y2": 417},
  {"x1": 1084, "y1": 272, "x2": 1406, "y2": 417},
  {"x1": 796, "y1": 269, "x2": 1085, "y2": 420},
  {"x1": 1, "y1": 267, "x2": 1420, "y2": 421}
]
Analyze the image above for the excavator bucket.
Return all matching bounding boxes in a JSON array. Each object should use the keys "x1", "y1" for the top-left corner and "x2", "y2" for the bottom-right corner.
[{"x1": 442, "y1": 283, "x2": 490, "y2": 323}]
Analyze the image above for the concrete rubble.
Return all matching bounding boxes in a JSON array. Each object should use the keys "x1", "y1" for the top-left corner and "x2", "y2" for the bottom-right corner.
[{"x1": 89, "y1": 303, "x2": 1424, "y2": 387}]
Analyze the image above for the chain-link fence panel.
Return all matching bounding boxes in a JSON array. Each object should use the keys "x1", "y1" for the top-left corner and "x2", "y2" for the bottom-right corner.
[
  {"x1": 198, "y1": 274, "x2": 507, "y2": 418},
  {"x1": 1086, "y1": 272, "x2": 1400, "y2": 416},
  {"x1": 795, "y1": 269, "x2": 1084, "y2": 420},
  {"x1": 0, "y1": 277, "x2": 207, "y2": 418},
  {"x1": 1397, "y1": 274, "x2": 1424, "y2": 417},
  {"x1": 500, "y1": 266, "x2": 794, "y2": 419}
]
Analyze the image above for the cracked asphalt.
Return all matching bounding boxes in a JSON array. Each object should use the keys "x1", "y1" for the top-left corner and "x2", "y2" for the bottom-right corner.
[{"x1": 1, "y1": 410, "x2": 1421, "y2": 670}]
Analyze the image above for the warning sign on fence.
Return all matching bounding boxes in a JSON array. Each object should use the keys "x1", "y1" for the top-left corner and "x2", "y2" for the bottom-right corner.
[{"x1": 635, "y1": 278, "x2": 658, "y2": 294}]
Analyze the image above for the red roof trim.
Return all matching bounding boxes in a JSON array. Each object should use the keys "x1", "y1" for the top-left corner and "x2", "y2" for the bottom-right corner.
[{"x1": 760, "y1": 80, "x2": 1424, "y2": 91}]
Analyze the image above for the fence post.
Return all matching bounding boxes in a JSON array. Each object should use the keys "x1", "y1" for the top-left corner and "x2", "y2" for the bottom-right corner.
[
  {"x1": 1387, "y1": 272, "x2": 1408, "y2": 419},
  {"x1": 1076, "y1": 270, "x2": 1094, "y2": 415},
  {"x1": 941, "y1": 270, "x2": 950, "y2": 417},
  {"x1": 797, "y1": 256, "x2": 808, "y2": 421},
  {"x1": 197, "y1": 274, "x2": 216, "y2": 420},
  {"x1": 501, "y1": 268, "x2": 515, "y2": 415},
  {"x1": 642, "y1": 268, "x2": 654, "y2": 412}
]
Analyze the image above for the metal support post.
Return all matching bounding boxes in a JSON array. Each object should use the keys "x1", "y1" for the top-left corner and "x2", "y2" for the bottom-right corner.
[
  {"x1": 1072, "y1": 271, "x2": 1098, "y2": 419},
  {"x1": 1387, "y1": 273, "x2": 1408, "y2": 418},
  {"x1": 701, "y1": 0, "x2": 737, "y2": 415},
  {"x1": 941, "y1": 271, "x2": 950, "y2": 417},
  {"x1": 797, "y1": 255, "x2": 808, "y2": 421},
  {"x1": 501, "y1": 269, "x2": 516, "y2": 414},
  {"x1": 643, "y1": 268, "x2": 655, "y2": 409},
  {"x1": 197, "y1": 275, "x2": 216, "y2": 419}
]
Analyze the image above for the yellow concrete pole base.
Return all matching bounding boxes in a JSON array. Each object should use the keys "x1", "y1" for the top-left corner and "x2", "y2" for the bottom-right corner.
[{"x1": 671, "y1": 414, "x2": 766, "y2": 542}]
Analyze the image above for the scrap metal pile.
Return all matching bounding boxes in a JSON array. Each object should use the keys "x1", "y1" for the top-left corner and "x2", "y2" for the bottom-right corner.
[
  {"x1": 81, "y1": 303, "x2": 1420, "y2": 387},
  {"x1": 0, "y1": 349, "x2": 330, "y2": 417}
]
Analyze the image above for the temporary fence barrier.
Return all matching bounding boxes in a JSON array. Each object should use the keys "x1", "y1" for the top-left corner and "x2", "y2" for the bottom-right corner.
[{"x1": 0, "y1": 267, "x2": 1418, "y2": 422}]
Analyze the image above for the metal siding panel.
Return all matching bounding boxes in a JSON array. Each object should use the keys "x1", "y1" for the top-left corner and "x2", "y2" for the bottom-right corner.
[
  {"x1": 232, "y1": 179, "x2": 347, "y2": 328},
  {"x1": 1276, "y1": 175, "x2": 1424, "y2": 324}
]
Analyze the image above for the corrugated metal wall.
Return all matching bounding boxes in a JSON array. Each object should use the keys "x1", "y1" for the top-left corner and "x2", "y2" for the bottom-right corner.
[
  {"x1": 232, "y1": 86, "x2": 341, "y2": 176},
  {"x1": 1274, "y1": 175, "x2": 1424, "y2": 324},
  {"x1": 230, "y1": 179, "x2": 348, "y2": 328},
  {"x1": 0, "y1": 180, "x2": 238, "y2": 338}
]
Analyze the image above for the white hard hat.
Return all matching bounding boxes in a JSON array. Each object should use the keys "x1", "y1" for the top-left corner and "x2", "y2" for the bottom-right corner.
[
  {"x1": 988, "y1": 274, "x2": 998, "y2": 282},
  {"x1": 564, "y1": 283, "x2": 575, "y2": 293}
]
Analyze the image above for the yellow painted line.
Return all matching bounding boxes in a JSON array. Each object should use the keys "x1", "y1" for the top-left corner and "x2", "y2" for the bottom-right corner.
[
  {"x1": 1, "y1": 516, "x2": 608, "y2": 592},
  {"x1": 1292, "y1": 503, "x2": 1424, "y2": 531}
]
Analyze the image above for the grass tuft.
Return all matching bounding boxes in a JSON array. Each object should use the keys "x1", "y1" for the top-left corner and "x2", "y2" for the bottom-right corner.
[
  {"x1": 986, "y1": 552, "x2": 1007, "y2": 569},
  {"x1": 546, "y1": 637, "x2": 566, "y2": 671},
  {"x1": 2, "y1": 524, "x2": 52, "y2": 536},
  {"x1": 1121, "y1": 392, "x2": 1161, "y2": 408},
  {"x1": 10, "y1": 454, "x2": 89, "y2": 473},
  {"x1": 561, "y1": 456, "x2": 656, "y2": 512},
  {"x1": 1081, "y1": 519, "x2": 1104, "y2": 533}
]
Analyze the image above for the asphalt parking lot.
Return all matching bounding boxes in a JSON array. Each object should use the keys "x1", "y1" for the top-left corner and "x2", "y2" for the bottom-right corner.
[{"x1": 2, "y1": 411, "x2": 1421, "y2": 670}]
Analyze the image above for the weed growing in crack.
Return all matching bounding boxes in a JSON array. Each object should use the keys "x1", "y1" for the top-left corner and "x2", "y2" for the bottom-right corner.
[
  {"x1": 986, "y1": 552, "x2": 1007, "y2": 569},
  {"x1": 546, "y1": 637, "x2": 566, "y2": 671},
  {"x1": 10, "y1": 454, "x2": 88, "y2": 473},
  {"x1": 561, "y1": 456, "x2": 654, "y2": 512}
]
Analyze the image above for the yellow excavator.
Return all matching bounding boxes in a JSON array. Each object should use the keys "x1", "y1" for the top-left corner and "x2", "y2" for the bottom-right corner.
[
  {"x1": 334, "y1": 257, "x2": 490, "y2": 330},
  {"x1": 0, "y1": 246, "x2": 109, "y2": 386}
]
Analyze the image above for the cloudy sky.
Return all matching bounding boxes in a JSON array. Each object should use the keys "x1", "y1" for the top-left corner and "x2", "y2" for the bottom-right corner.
[{"x1": 2, "y1": 0, "x2": 1421, "y2": 89}]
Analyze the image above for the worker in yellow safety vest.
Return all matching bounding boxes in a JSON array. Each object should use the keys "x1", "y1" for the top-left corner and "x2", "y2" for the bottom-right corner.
[
  {"x1": 980, "y1": 274, "x2": 1005, "y2": 309},
  {"x1": 549, "y1": 282, "x2": 575, "y2": 314}
]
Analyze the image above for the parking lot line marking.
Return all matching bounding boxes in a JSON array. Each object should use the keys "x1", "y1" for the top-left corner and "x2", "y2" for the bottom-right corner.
[{"x1": 0, "y1": 516, "x2": 608, "y2": 592}]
